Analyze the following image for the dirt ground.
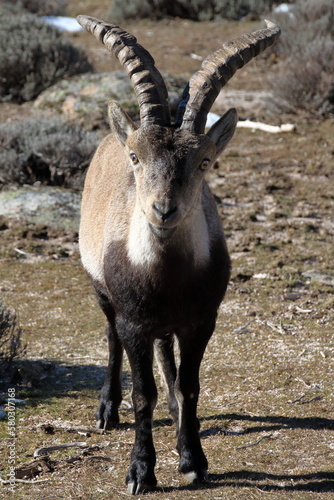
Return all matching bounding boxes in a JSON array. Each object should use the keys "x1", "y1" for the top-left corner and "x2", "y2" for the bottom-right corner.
[{"x1": 0, "y1": 7, "x2": 333, "y2": 500}]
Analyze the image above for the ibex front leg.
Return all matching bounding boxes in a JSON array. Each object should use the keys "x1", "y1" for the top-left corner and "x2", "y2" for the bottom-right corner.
[
  {"x1": 175, "y1": 320, "x2": 215, "y2": 482},
  {"x1": 94, "y1": 289, "x2": 123, "y2": 430},
  {"x1": 96, "y1": 322, "x2": 123, "y2": 429},
  {"x1": 120, "y1": 325, "x2": 158, "y2": 495}
]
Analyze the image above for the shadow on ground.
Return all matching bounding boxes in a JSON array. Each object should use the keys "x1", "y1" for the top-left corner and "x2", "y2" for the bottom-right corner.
[
  {"x1": 0, "y1": 358, "x2": 130, "y2": 403},
  {"x1": 154, "y1": 470, "x2": 334, "y2": 494},
  {"x1": 1, "y1": 360, "x2": 333, "y2": 494},
  {"x1": 200, "y1": 412, "x2": 334, "y2": 433}
]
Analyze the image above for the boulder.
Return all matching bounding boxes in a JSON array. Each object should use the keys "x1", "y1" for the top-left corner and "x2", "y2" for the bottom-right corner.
[{"x1": 34, "y1": 71, "x2": 187, "y2": 128}]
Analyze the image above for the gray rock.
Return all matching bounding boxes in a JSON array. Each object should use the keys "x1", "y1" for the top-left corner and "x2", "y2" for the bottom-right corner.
[
  {"x1": 0, "y1": 187, "x2": 81, "y2": 230},
  {"x1": 34, "y1": 71, "x2": 187, "y2": 128},
  {"x1": 302, "y1": 270, "x2": 334, "y2": 287}
]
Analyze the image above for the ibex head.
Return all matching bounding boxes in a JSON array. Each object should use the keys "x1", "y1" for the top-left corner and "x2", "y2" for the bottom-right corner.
[{"x1": 77, "y1": 16, "x2": 280, "y2": 241}]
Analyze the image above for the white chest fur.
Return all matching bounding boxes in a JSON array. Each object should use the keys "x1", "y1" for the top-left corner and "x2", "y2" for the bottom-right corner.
[
  {"x1": 127, "y1": 205, "x2": 158, "y2": 266},
  {"x1": 126, "y1": 202, "x2": 210, "y2": 268}
]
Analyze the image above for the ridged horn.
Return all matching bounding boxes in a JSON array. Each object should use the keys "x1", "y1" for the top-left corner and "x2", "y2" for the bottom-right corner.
[
  {"x1": 176, "y1": 20, "x2": 281, "y2": 133},
  {"x1": 77, "y1": 15, "x2": 171, "y2": 127}
]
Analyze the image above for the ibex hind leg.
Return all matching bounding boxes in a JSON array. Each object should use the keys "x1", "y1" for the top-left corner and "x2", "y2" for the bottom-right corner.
[
  {"x1": 154, "y1": 336, "x2": 179, "y2": 426},
  {"x1": 94, "y1": 286, "x2": 123, "y2": 429}
]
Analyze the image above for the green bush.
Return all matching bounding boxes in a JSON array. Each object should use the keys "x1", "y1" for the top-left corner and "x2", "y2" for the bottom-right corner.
[
  {"x1": 0, "y1": 118, "x2": 100, "y2": 189},
  {"x1": 0, "y1": 10, "x2": 92, "y2": 103},
  {"x1": 110, "y1": 0, "x2": 275, "y2": 21},
  {"x1": 271, "y1": 0, "x2": 334, "y2": 115},
  {"x1": 0, "y1": 301, "x2": 24, "y2": 369}
]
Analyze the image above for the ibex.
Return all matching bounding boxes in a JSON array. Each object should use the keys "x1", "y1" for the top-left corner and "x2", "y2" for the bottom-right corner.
[{"x1": 77, "y1": 15, "x2": 280, "y2": 494}]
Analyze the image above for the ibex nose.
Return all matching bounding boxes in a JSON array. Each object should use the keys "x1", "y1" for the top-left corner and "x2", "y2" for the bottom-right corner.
[{"x1": 152, "y1": 201, "x2": 177, "y2": 223}]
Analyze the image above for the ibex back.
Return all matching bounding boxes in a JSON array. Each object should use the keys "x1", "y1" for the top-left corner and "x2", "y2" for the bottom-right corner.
[{"x1": 77, "y1": 15, "x2": 280, "y2": 495}]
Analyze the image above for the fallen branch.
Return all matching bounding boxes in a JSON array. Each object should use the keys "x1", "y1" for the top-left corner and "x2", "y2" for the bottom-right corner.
[
  {"x1": 237, "y1": 119, "x2": 295, "y2": 133},
  {"x1": 49, "y1": 424, "x2": 107, "y2": 435},
  {"x1": 0, "y1": 477, "x2": 50, "y2": 485},
  {"x1": 34, "y1": 441, "x2": 87, "y2": 457}
]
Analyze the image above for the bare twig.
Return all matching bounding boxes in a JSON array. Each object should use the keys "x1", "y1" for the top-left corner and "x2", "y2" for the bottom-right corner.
[
  {"x1": 0, "y1": 477, "x2": 51, "y2": 484},
  {"x1": 288, "y1": 394, "x2": 322, "y2": 405},
  {"x1": 295, "y1": 306, "x2": 313, "y2": 313},
  {"x1": 14, "y1": 248, "x2": 28, "y2": 256},
  {"x1": 300, "y1": 395, "x2": 323, "y2": 405},
  {"x1": 233, "y1": 320, "x2": 253, "y2": 334},
  {"x1": 288, "y1": 393, "x2": 306, "y2": 404},
  {"x1": 237, "y1": 433, "x2": 274, "y2": 450},
  {"x1": 85, "y1": 455, "x2": 114, "y2": 462},
  {"x1": 50, "y1": 424, "x2": 107, "y2": 435}
]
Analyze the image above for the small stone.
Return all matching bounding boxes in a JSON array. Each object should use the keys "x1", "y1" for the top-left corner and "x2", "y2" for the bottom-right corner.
[{"x1": 283, "y1": 292, "x2": 302, "y2": 301}]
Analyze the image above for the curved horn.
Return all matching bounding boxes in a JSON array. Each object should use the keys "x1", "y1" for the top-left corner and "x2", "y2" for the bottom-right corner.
[
  {"x1": 176, "y1": 20, "x2": 281, "y2": 133},
  {"x1": 77, "y1": 15, "x2": 171, "y2": 127}
]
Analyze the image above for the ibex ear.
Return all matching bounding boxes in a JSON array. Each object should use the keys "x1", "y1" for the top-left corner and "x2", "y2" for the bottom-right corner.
[
  {"x1": 108, "y1": 101, "x2": 137, "y2": 146},
  {"x1": 206, "y1": 108, "x2": 238, "y2": 159}
]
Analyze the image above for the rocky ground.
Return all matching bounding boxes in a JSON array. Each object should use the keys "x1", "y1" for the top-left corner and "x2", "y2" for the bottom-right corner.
[{"x1": 0, "y1": 11, "x2": 333, "y2": 500}]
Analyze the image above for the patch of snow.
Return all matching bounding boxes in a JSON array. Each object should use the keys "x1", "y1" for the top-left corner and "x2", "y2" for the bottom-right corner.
[
  {"x1": 274, "y1": 3, "x2": 293, "y2": 15},
  {"x1": 39, "y1": 16, "x2": 83, "y2": 32},
  {"x1": 206, "y1": 112, "x2": 295, "y2": 133},
  {"x1": 274, "y1": 3, "x2": 290, "y2": 14},
  {"x1": 206, "y1": 112, "x2": 220, "y2": 128}
]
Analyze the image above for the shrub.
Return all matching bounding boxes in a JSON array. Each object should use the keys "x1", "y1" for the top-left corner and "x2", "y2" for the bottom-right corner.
[
  {"x1": 0, "y1": 301, "x2": 24, "y2": 369},
  {"x1": 270, "y1": 0, "x2": 334, "y2": 115},
  {"x1": 2, "y1": 0, "x2": 68, "y2": 16},
  {"x1": 271, "y1": 36, "x2": 334, "y2": 115},
  {"x1": 0, "y1": 118, "x2": 100, "y2": 189},
  {"x1": 110, "y1": 0, "x2": 275, "y2": 21},
  {"x1": 273, "y1": 0, "x2": 334, "y2": 57},
  {"x1": 0, "y1": 10, "x2": 92, "y2": 103}
]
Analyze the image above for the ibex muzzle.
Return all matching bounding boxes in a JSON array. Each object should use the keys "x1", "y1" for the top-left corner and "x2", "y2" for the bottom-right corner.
[{"x1": 77, "y1": 15, "x2": 280, "y2": 495}]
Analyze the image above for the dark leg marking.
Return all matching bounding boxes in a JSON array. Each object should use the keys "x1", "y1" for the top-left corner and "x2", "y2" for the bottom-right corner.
[
  {"x1": 119, "y1": 324, "x2": 158, "y2": 494},
  {"x1": 94, "y1": 286, "x2": 123, "y2": 430},
  {"x1": 175, "y1": 319, "x2": 216, "y2": 482}
]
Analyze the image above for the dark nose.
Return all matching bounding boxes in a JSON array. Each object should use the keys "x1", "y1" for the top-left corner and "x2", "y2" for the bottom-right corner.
[{"x1": 152, "y1": 201, "x2": 177, "y2": 223}]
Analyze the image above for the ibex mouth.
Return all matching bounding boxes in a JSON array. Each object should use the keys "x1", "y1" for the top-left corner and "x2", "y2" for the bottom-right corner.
[{"x1": 149, "y1": 223, "x2": 176, "y2": 240}]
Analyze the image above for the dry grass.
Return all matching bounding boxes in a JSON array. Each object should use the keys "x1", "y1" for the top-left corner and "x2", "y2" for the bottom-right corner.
[{"x1": 0, "y1": 120, "x2": 333, "y2": 498}]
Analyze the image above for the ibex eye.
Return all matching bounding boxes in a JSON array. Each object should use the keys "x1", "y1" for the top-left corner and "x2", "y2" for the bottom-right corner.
[
  {"x1": 130, "y1": 153, "x2": 139, "y2": 165},
  {"x1": 200, "y1": 159, "x2": 210, "y2": 170}
]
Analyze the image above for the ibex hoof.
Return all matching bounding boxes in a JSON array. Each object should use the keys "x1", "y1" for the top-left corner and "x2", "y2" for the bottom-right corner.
[
  {"x1": 96, "y1": 418, "x2": 118, "y2": 430},
  {"x1": 184, "y1": 469, "x2": 208, "y2": 484},
  {"x1": 126, "y1": 462, "x2": 157, "y2": 495},
  {"x1": 127, "y1": 481, "x2": 156, "y2": 495}
]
